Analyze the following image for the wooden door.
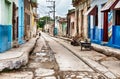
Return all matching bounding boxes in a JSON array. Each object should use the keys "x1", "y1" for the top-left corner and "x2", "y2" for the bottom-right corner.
[{"x1": 103, "y1": 12, "x2": 108, "y2": 42}]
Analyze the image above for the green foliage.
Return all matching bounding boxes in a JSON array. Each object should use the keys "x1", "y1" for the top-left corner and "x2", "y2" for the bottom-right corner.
[{"x1": 37, "y1": 16, "x2": 52, "y2": 28}]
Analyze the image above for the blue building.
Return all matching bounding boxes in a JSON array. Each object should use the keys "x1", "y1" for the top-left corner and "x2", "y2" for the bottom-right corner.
[
  {"x1": 0, "y1": 0, "x2": 25, "y2": 53},
  {"x1": 18, "y1": 0, "x2": 24, "y2": 44},
  {"x1": 86, "y1": 0, "x2": 120, "y2": 49},
  {"x1": 101, "y1": 0, "x2": 120, "y2": 48},
  {"x1": 0, "y1": 0, "x2": 13, "y2": 53},
  {"x1": 86, "y1": 0, "x2": 108, "y2": 44}
]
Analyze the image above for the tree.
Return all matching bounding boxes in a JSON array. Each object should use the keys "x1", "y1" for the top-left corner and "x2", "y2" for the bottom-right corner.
[{"x1": 37, "y1": 16, "x2": 52, "y2": 29}]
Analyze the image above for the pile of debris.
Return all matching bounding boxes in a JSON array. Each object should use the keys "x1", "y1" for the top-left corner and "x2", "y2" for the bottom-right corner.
[{"x1": 71, "y1": 35, "x2": 81, "y2": 46}]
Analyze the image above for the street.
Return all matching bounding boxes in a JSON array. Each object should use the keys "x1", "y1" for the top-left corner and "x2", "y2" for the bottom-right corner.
[
  {"x1": 1, "y1": 32, "x2": 120, "y2": 79},
  {"x1": 1, "y1": 0, "x2": 120, "y2": 79}
]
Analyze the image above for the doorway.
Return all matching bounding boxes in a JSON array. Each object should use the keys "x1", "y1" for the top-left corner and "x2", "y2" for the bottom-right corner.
[{"x1": 12, "y1": 2, "x2": 18, "y2": 43}]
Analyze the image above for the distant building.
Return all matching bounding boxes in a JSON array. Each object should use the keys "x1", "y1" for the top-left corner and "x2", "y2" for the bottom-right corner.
[{"x1": 58, "y1": 18, "x2": 67, "y2": 36}]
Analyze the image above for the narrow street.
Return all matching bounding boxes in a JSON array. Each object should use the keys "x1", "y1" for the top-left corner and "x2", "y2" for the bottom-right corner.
[
  {"x1": 1, "y1": 0, "x2": 120, "y2": 79},
  {"x1": 0, "y1": 33, "x2": 107, "y2": 79}
]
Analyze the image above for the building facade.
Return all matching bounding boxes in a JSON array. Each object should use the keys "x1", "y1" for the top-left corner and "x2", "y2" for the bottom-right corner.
[
  {"x1": 86, "y1": 0, "x2": 108, "y2": 44},
  {"x1": 0, "y1": 0, "x2": 38, "y2": 53},
  {"x1": 0, "y1": 0, "x2": 13, "y2": 52},
  {"x1": 30, "y1": 0, "x2": 37, "y2": 38},
  {"x1": 72, "y1": 0, "x2": 91, "y2": 39},
  {"x1": 87, "y1": 0, "x2": 120, "y2": 48},
  {"x1": 0, "y1": 0, "x2": 25, "y2": 52},
  {"x1": 67, "y1": 9, "x2": 76, "y2": 37},
  {"x1": 58, "y1": 18, "x2": 67, "y2": 36},
  {"x1": 101, "y1": 0, "x2": 120, "y2": 48},
  {"x1": 24, "y1": 0, "x2": 37, "y2": 41}
]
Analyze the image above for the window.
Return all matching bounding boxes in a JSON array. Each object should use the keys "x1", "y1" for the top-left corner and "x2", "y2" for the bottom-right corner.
[{"x1": 115, "y1": 10, "x2": 120, "y2": 25}]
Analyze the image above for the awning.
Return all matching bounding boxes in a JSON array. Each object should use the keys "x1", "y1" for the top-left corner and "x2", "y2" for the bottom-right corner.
[
  {"x1": 101, "y1": 0, "x2": 118, "y2": 12},
  {"x1": 115, "y1": 1, "x2": 120, "y2": 9},
  {"x1": 84, "y1": 5, "x2": 97, "y2": 15}
]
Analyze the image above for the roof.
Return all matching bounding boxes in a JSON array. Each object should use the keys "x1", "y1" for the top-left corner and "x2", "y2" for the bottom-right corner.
[
  {"x1": 101, "y1": 0, "x2": 118, "y2": 12},
  {"x1": 84, "y1": 5, "x2": 96, "y2": 15},
  {"x1": 84, "y1": 5, "x2": 97, "y2": 15},
  {"x1": 115, "y1": 0, "x2": 120, "y2": 9},
  {"x1": 67, "y1": 9, "x2": 75, "y2": 15},
  {"x1": 58, "y1": 18, "x2": 67, "y2": 23}
]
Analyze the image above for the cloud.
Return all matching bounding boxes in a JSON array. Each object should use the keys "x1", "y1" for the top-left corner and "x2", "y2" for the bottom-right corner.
[{"x1": 38, "y1": 0, "x2": 74, "y2": 17}]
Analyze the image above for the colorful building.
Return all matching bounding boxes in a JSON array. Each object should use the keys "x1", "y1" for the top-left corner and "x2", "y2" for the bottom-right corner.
[
  {"x1": 0, "y1": 0, "x2": 38, "y2": 53},
  {"x1": 55, "y1": 16, "x2": 61, "y2": 36},
  {"x1": 58, "y1": 18, "x2": 67, "y2": 36},
  {"x1": 24, "y1": 0, "x2": 38, "y2": 41},
  {"x1": 30, "y1": 0, "x2": 38, "y2": 38},
  {"x1": 86, "y1": 0, "x2": 120, "y2": 48},
  {"x1": 101, "y1": 0, "x2": 120, "y2": 48},
  {"x1": 86, "y1": 0, "x2": 108, "y2": 44},
  {"x1": 0, "y1": 0, "x2": 25, "y2": 52},
  {"x1": 0, "y1": 0, "x2": 13, "y2": 52}
]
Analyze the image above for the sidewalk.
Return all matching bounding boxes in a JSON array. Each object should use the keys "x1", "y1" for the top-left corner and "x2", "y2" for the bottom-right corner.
[
  {"x1": 58, "y1": 36, "x2": 120, "y2": 60},
  {"x1": 0, "y1": 36, "x2": 39, "y2": 71},
  {"x1": 51, "y1": 36, "x2": 120, "y2": 78}
]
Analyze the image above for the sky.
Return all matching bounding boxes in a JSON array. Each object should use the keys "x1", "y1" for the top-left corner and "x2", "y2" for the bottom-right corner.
[{"x1": 37, "y1": 0, "x2": 74, "y2": 18}]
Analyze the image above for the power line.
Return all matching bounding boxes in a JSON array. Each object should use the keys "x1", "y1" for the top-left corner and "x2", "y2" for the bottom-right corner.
[{"x1": 46, "y1": 0, "x2": 56, "y2": 36}]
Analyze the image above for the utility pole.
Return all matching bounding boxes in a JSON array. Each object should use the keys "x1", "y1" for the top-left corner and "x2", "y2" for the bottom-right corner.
[
  {"x1": 53, "y1": 1, "x2": 55, "y2": 36},
  {"x1": 46, "y1": 0, "x2": 55, "y2": 36}
]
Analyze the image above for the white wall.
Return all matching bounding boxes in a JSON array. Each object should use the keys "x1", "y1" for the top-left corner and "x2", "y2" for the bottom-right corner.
[{"x1": 90, "y1": 0, "x2": 108, "y2": 29}]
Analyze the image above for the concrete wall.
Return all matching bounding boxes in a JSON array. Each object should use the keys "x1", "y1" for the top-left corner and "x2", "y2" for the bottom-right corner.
[
  {"x1": 69, "y1": 13, "x2": 76, "y2": 37},
  {"x1": 0, "y1": 0, "x2": 13, "y2": 53},
  {"x1": 24, "y1": 0, "x2": 31, "y2": 40},
  {"x1": 30, "y1": 4, "x2": 37, "y2": 38},
  {"x1": 58, "y1": 23, "x2": 63, "y2": 36},
  {"x1": 74, "y1": 0, "x2": 91, "y2": 39}
]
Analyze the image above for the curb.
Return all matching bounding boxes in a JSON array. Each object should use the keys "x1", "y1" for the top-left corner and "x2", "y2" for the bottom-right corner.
[
  {"x1": 92, "y1": 44, "x2": 120, "y2": 60},
  {"x1": 57, "y1": 36, "x2": 120, "y2": 60},
  {"x1": 0, "y1": 36, "x2": 39, "y2": 71}
]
